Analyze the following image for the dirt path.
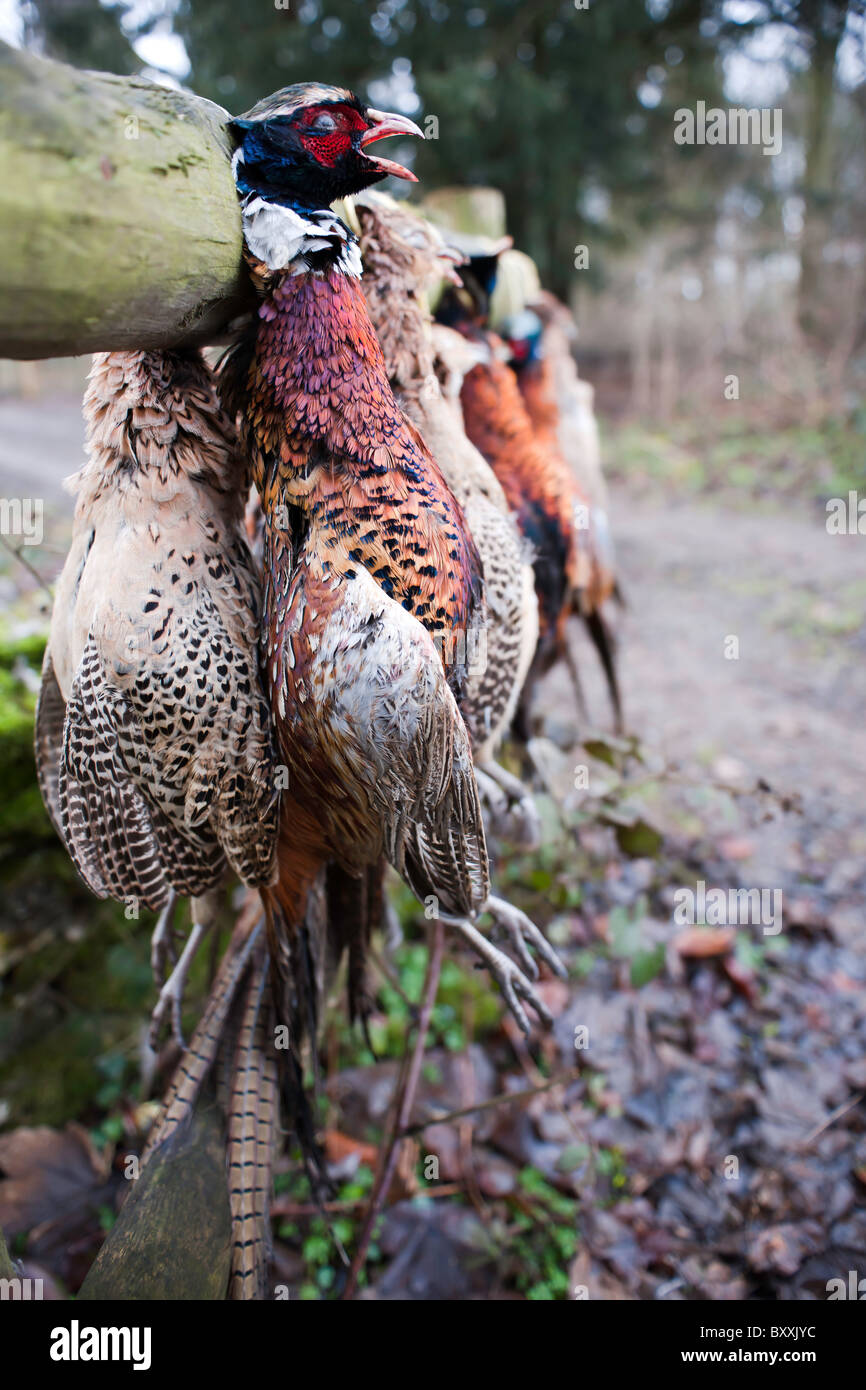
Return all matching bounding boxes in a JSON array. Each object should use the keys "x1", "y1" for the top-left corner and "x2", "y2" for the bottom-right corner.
[
  {"x1": 613, "y1": 486, "x2": 865, "y2": 808},
  {"x1": 0, "y1": 394, "x2": 86, "y2": 506},
  {"x1": 532, "y1": 483, "x2": 866, "y2": 928}
]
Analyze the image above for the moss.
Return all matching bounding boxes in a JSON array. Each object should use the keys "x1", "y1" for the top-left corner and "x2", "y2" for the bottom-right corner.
[
  {"x1": 0, "y1": 629, "x2": 55, "y2": 860},
  {"x1": 603, "y1": 414, "x2": 866, "y2": 503},
  {"x1": 0, "y1": 41, "x2": 253, "y2": 358}
]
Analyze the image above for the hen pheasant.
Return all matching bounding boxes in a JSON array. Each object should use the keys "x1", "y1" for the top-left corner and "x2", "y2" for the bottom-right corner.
[
  {"x1": 35, "y1": 348, "x2": 278, "y2": 1041},
  {"x1": 352, "y1": 191, "x2": 540, "y2": 845}
]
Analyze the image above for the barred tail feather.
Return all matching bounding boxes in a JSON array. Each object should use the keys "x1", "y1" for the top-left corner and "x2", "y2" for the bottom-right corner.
[
  {"x1": 143, "y1": 913, "x2": 263, "y2": 1162},
  {"x1": 227, "y1": 940, "x2": 278, "y2": 1301}
]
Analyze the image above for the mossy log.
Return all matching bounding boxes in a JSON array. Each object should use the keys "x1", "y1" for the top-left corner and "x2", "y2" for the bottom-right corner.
[
  {"x1": 78, "y1": 1098, "x2": 232, "y2": 1301},
  {"x1": 0, "y1": 41, "x2": 254, "y2": 359},
  {"x1": 421, "y1": 186, "x2": 507, "y2": 239},
  {"x1": 0, "y1": 1224, "x2": 15, "y2": 1280}
]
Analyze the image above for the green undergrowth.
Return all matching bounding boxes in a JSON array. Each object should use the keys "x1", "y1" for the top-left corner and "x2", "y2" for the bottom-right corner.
[
  {"x1": 0, "y1": 627, "x2": 54, "y2": 862},
  {"x1": 604, "y1": 411, "x2": 866, "y2": 504},
  {"x1": 273, "y1": 1158, "x2": 579, "y2": 1301}
]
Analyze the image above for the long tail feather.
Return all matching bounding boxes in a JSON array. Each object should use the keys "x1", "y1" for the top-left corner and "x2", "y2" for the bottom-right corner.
[
  {"x1": 227, "y1": 939, "x2": 278, "y2": 1301},
  {"x1": 143, "y1": 913, "x2": 263, "y2": 1161},
  {"x1": 583, "y1": 607, "x2": 624, "y2": 733}
]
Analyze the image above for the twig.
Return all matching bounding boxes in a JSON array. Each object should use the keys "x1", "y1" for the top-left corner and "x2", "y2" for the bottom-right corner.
[
  {"x1": 343, "y1": 919, "x2": 445, "y2": 1298},
  {"x1": 272, "y1": 1184, "x2": 464, "y2": 1219},
  {"x1": 801, "y1": 1091, "x2": 864, "y2": 1148},
  {"x1": 401, "y1": 1068, "x2": 580, "y2": 1136},
  {"x1": 0, "y1": 532, "x2": 54, "y2": 603},
  {"x1": 369, "y1": 945, "x2": 417, "y2": 1014}
]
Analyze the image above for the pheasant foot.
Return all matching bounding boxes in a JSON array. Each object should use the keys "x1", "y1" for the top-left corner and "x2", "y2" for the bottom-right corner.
[
  {"x1": 477, "y1": 762, "x2": 541, "y2": 848},
  {"x1": 149, "y1": 889, "x2": 222, "y2": 1048},
  {"x1": 482, "y1": 894, "x2": 567, "y2": 983},
  {"x1": 150, "y1": 891, "x2": 180, "y2": 990},
  {"x1": 445, "y1": 915, "x2": 552, "y2": 1036},
  {"x1": 148, "y1": 920, "x2": 211, "y2": 1050}
]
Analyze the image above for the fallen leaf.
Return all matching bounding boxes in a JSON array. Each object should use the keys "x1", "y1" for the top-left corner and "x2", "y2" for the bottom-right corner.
[
  {"x1": 722, "y1": 952, "x2": 759, "y2": 1002},
  {"x1": 674, "y1": 927, "x2": 735, "y2": 957},
  {"x1": 718, "y1": 836, "x2": 754, "y2": 861},
  {"x1": 0, "y1": 1125, "x2": 111, "y2": 1236},
  {"x1": 322, "y1": 1130, "x2": 378, "y2": 1169}
]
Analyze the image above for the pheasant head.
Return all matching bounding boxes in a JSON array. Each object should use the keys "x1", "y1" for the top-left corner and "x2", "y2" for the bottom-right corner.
[
  {"x1": 231, "y1": 83, "x2": 424, "y2": 210},
  {"x1": 355, "y1": 193, "x2": 463, "y2": 391},
  {"x1": 504, "y1": 308, "x2": 544, "y2": 368},
  {"x1": 434, "y1": 236, "x2": 512, "y2": 334}
]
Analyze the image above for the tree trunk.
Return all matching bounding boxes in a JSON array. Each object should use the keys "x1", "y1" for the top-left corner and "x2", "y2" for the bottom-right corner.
[
  {"x1": 0, "y1": 40, "x2": 254, "y2": 359},
  {"x1": 797, "y1": 6, "x2": 848, "y2": 346}
]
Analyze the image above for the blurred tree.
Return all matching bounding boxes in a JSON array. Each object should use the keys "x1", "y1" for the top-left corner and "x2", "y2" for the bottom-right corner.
[
  {"x1": 24, "y1": 0, "x2": 140, "y2": 73},
  {"x1": 20, "y1": 0, "x2": 729, "y2": 295},
  {"x1": 794, "y1": 0, "x2": 857, "y2": 345},
  {"x1": 19, "y1": 0, "x2": 864, "y2": 308},
  {"x1": 710, "y1": 0, "x2": 864, "y2": 351}
]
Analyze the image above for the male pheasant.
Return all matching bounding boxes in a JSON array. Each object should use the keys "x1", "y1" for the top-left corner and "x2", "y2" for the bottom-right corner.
[
  {"x1": 507, "y1": 291, "x2": 618, "y2": 613},
  {"x1": 437, "y1": 252, "x2": 622, "y2": 733},
  {"x1": 219, "y1": 84, "x2": 561, "y2": 1037}
]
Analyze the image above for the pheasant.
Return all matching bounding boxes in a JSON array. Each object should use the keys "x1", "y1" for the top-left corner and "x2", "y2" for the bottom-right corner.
[
  {"x1": 437, "y1": 250, "x2": 622, "y2": 733},
  {"x1": 507, "y1": 292, "x2": 618, "y2": 612},
  {"x1": 219, "y1": 83, "x2": 562, "y2": 1041},
  {"x1": 35, "y1": 348, "x2": 278, "y2": 1043},
  {"x1": 351, "y1": 191, "x2": 540, "y2": 845}
]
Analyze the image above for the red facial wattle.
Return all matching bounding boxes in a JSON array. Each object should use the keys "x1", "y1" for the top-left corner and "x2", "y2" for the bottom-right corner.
[
  {"x1": 297, "y1": 103, "x2": 365, "y2": 167},
  {"x1": 295, "y1": 103, "x2": 423, "y2": 178},
  {"x1": 299, "y1": 128, "x2": 352, "y2": 167}
]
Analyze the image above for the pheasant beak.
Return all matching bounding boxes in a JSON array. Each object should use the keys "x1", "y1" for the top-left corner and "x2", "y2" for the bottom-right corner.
[
  {"x1": 438, "y1": 244, "x2": 467, "y2": 286},
  {"x1": 361, "y1": 108, "x2": 425, "y2": 182}
]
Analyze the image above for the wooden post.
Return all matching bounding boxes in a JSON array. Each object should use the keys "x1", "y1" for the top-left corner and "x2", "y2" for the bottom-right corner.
[
  {"x1": 0, "y1": 41, "x2": 254, "y2": 359},
  {"x1": 0, "y1": 1224, "x2": 16, "y2": 1280},
  {"x1": 78, "y1": 1098, "x2": 232, "y2": 1301}
]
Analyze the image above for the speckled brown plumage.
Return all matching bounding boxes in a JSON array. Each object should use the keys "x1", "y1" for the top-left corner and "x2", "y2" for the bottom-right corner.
[
  {"x1": 356, "y1": 196, "x2": 537, "y2": 756},
  {"x1": 220, "y1": 246, "x2": 490, "y2": 954},
  {"x1": 36, "y1": 349, "x2": 278, "y2": 911}
]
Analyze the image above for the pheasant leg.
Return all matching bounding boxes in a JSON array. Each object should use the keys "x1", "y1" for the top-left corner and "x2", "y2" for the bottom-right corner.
[
  {"x1": 150, "y1": 891, "x2": 180, "y2": 990},
  {"x1": 149, "y1": 890, "x2": 222, "y2": 1048},
  {"x1": 148, "y1": 921, "x2": 211, "y2": 1049}
]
